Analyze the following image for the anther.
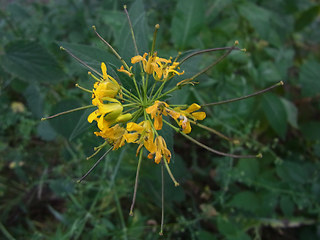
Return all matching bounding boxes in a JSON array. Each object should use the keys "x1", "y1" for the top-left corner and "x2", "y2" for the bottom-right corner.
[{"x1": 235, "y1": 40, "x2": 239, "y2": 45}]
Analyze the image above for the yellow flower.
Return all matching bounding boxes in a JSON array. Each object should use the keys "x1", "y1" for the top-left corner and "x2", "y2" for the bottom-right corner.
[
  {"x1": 91, "y1": 62, "x2": 120, "y2": 106},
  {"x1": 124, "y1": 121, "x2": 156, "y2": 155},
  {"x1": 146, "y1": 101, "x2": 181, "y2": 130},
  {"x1": 174, "y1": 103, "x2": 206, "y2": 134},
  {"x1": 148, "y1": 136, "x2": 171, "y2": 164},
  {"x1": 146, "y1": 101, "x2": 169, "y2": 130},
  {"x1": 153, "y1": 60, "x2": 184, "y2": 81},
  {"x1": 95, "y1": 124, "x2": 127, "y2": 150},
  {"x1": 87, "y1": 99, "x2": 123, "y2": 130}
]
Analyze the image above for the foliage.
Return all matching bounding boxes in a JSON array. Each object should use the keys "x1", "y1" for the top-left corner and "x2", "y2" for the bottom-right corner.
[{"x1": 0, "y1": 0, "x2": 319, "y2": 239}]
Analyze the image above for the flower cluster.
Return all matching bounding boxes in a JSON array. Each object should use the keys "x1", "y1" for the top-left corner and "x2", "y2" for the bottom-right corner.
[{"x1": 42, "y1": 6, "x2": 283, "y2": 235}]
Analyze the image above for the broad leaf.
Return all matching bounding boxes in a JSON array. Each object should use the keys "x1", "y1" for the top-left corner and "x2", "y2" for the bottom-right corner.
[
  {"x1": 171, "y1": 0, "x2": 205, "y2": 49},
  {"x1": 299, "y1": 61, "x2": 320, "y2": 97},
  {"x1": 2, "y1": 40, "x2": 64, "y2": 83},
  {"x1": 261, "y1": 93, "x2": 287, "y2": 138}
]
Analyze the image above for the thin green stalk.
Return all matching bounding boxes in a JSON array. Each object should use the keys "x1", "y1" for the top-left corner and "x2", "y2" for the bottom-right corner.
[
  {"x1": 121, "y1": 86, "x2": 140, "y2": 102},
  {"x1": 202, "y1": 81, "x2": 284, "y2": 107},
  {"x1": 181, "y1": 132, "x2": 261, "y2": 159},
  {"x1": 178, "y1": 46, "x2": 241, "y2": 67},
  {"x1": 157, "y1": 85, "x2": 179, "y2": 100},
  {"x1": 124, "y1": 5, "x2": 143, "y2": 73},
  {"x1": 77, "y1": 146, "x2": 113, "y2": 183},
  {"x1": 75, "y1": 84, "x2": 92, "y2": 93},
  {"x1": 178, "y1": 46, "x2": 236, "y2": 86},
  {"x1": 92, "y1": 26, "x2": 131, "y2": 71},
  {"x1": 60, "y1": 46, "x2": 102, "y2": 78},
  {"x1": 129, "y1": 148, "x2": 143, "y2": 216},
  {"x1": 41, "y1": 105, "x2": 94, "y2": 121}
]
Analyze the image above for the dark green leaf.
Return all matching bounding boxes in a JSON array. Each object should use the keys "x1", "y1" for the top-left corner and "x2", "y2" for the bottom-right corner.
[
  {"x1": 48, "y1": 99, "x2": 83, "y2": 139},
  {"x1": 299, "y1": 61, "x2": 320, "y2": 97},
  {"x1": 281, "y1": 98, "x2": 298, "y2": 129},
  {"x1": 295, "y1": 5, "x2": 320, "y2": 31},
  {"x1": 117, "y1": 0, "x2": 149, "y2": 62},
  {"x1": 300, "y1": 121, "x2": 320, "y2": 141},
  {"x1": 228, "y1": 191, "x2": 260, "y2": 212},
  {"x1": 171, "y1": 0, "x2": 205, "y2": 49},
  {"x1": 37, "y1": 121, "x2": 57, "y2": 141},
  {"x1": 58, "y1": 41, "x2": 121, "y2": 71},
  {"x1": 261, "y1": 93, "x2": 287, "y2": 138},
  {"x1": 23, "y1": 85, "x2": 43, "y2": 118},
  {"x1": 2, "y1": 40, "x2": 64, "y2": 83}
]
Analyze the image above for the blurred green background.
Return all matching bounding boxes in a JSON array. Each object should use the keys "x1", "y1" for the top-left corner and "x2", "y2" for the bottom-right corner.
[{"x1": 1, "y1": 0, "x2": 320, "y2": 239}]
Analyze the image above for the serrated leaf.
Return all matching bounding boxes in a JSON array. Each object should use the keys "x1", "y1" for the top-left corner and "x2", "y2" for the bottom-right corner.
[
  {"x1": 261, "y1": 93, "x2": 287, "y2": 138},
  {"x1": 299, "y1": 61, "x2": 320, "y2": 97},
  {"x1": 259, "y1": 61, "x2": 282, "y2": 83},
  {"x1": 2, "y1": 40, "x2": 64, "y2": 83},
  {"x1": 171, "y1": 0, "x2": 205, "y2": 49}
]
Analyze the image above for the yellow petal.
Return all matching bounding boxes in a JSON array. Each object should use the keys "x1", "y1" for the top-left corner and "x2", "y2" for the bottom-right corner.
[
  {"x1": 124, "y1": 132, "x2": 139, "y2": 143},
  {"x1": 101, "y1": 62, "x2": 107, "y2": 80},
  {"x1": 192, "y1": 111, "x2": 206, "y2": 120},
  {"x1": 154, "y1": 116, "x2": 163, "y2": 130},
  {"x1": 186, "y1": 103, "x2": 201, "y2": 113},
  {"x1": 126, "y1": 122, "x2": 144, "y2": 132},
  {"x1": 131, "y1": 55, "x2": 144, "y2": 64},
  {"x1": 87, "y1": 109, "x2": 100, "y2": 123},
  {"x1": 182, "y1": 121, "x2": 192, "y2": 134}
]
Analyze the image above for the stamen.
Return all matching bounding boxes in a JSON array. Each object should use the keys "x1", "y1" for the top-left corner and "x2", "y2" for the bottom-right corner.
[
  {"x1": 164, "y1": 158, "x2": 179, "y2": 186},
  {"x1": 77, "y1": 146, "x2": 113, "y2": 183},
  {"x1": 86, "y1": 141, "x2": 108, "y2": 160},
  {"x1": 202, "y1": 81, "x2": 284, "y2": 107},
  {"x1": 88, "y1": 71, "x2": 102, "y2": 82},
  {"x1": 75, "y1": 83, "x2": 92, "y2": 93},
  {"x1": 41, "y1": 105, "x2": 94, "y2": 121},
  {"x1": 60, "y1": 46, "x2": 102, "y2": 78},
  {"x1": 181, "y1": 132, "x2": 261, "y2": 159}
]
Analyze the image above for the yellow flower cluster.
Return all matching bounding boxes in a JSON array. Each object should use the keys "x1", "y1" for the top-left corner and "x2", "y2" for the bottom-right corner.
[
  {"x1": 43, "y1": 11, "x2": 280, "y2": 234},
  {"x1": 85, "y1": 58, "x2": 206, "y2": 164}
]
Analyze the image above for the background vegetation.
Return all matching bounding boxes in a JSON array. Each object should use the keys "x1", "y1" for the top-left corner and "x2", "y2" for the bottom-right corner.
[{"x1": 0, "y1": 0, "x2": 319, "y2": 239}]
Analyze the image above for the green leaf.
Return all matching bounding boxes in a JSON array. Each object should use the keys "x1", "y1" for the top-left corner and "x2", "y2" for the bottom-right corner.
[
  {"x1": 280, "y1": 98, "x2": 298, "y2": 129},
  {"x1": 69, "y1": 109, "x2": 92, "y2": 141},
  {"x1": 117, "y1": 0, "x2": 149, "y2": 62},
  {"x1": 1, "y1": 40, "x2": 64, "y2": 83},
  {"x1": 228, "y1": 191, "x2": 260, "y2": 212},
  {"x1": 299, "y1": 61, "x2": 320, "y2": 97},
  {"x1": 300, "y1": 121, "x2": 320, "y2": 141},
  {"x1": 37, "y1": 121, "x2": 57, "y2": 141},
  {"x1": 259, "y1": 61, "x2": 282, "y2": 83},
  {"x1": 48, "y1": 99, "x2": 83, "y2": 139},
  {"x1": 58, "y1": 42, "x2": 120, "y2": 71},
  {"x1": 261, "y1": 93, "x2": 287, "y2": 138},
  {"x1": 234, "y1": 158, "x2": 260, "y2": 181},
  {"x1": 295, "y1": 5, "x2": 320, "y2": 31},
  {"x1": 23, "y1": 85, "x2": 43, "y2": 118},
  {"x1": 238, "y1": 2, "x2": 271, "y2": 40},
  {"x1": 171, "y1": 0, "x2": 205, "y2": 49}
]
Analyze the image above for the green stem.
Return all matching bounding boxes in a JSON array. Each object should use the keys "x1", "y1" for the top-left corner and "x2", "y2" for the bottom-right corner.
[
  {"x1": 181, "y1": 132, "x2": 261, "y2": 159},
  {"x1": 114, "y1": 190, "x2": 128, "y2": 240},
  {"x1": 159, "y1": 160, "x2": 164, "y2": 236},
  {"x1": 92, "y1": 26, "x2": 131, "y2": 72},
  {"x1": 129, "y1": 148, "x2": 143, "y2": 216},
  {"x1": 202, "y1": 81, "x2": 284, "y2": 107},
  {"x1": 41, "y1": 105, "x2": 95, "y2": 121}
]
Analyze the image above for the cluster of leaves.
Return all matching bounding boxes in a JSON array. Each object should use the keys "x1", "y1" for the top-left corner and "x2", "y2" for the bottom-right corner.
[{"x1": 0, "y1": 0, "x2": 319, "y2": 239}]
